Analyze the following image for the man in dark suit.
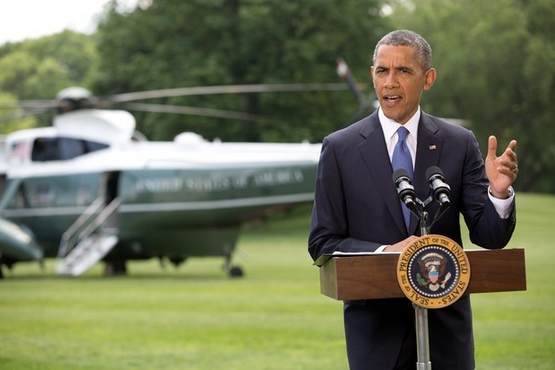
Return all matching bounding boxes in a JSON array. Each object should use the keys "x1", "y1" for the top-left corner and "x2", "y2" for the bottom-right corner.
[{"x1": 308, "y1": 30, "x2": 518, "y2": 370}]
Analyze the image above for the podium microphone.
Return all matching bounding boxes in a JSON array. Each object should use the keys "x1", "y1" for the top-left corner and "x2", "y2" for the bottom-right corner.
[
  {"x1": 392, "y1": 168, "x2": 418, "y2": 215},
  {"x1": 426, "y1": 166, "x2": 451, "y2": 207}
]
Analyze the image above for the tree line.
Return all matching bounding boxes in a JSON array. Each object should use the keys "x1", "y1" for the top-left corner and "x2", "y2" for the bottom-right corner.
[{"x1": 0, "y1": 0, "x2": 553, "y2": 193}]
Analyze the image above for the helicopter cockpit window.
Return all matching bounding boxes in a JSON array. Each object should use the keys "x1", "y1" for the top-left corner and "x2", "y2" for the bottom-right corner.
[
  {"x1": 31, "y1": 138, "x2": 59, "y2": 161},
  {"x1": 31, "y1": 137, "x2": 109, "y2": 162},
  {"x1": 84, "y1": 140, "x2": 110, "y2": 153}
]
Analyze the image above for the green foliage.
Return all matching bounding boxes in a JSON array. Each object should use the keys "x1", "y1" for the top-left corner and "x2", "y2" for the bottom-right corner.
[
  {"x1": 0, "y1": 92, "x2": 36, "y2": 134},
  {"x1": 0, "y1": 194, "x2": 554, "y2": 369},
  {"x1": 0, "y1": 30, "x2": 99, "y2": 131},
  {"x1": 386, "y1": 0, "x2": 555, "y2": 192},
  {"x1": 94, "y1": 0, "x2": 387, "y2": 142},
  {"x1": 0, "y1": 31, "x2": 98, "y2": 99}
]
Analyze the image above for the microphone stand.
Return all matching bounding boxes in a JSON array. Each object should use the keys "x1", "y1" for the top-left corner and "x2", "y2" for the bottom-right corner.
[{"x1": 408, "y1": 196, "x2": 445, "y2": 370}]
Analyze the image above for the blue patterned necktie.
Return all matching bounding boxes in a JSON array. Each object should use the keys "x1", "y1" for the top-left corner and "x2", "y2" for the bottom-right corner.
[{"x1": 392, "y1": 126, "x2": 413, "y2": 231}]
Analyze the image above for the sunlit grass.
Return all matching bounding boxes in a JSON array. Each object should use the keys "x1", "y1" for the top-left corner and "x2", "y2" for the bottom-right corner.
[
  {"x1": 468, "y1": 193, "x2": 555, "y2": 370},
  {"x1": 1, "y1": 194, "x2": 554, "y2": 370}
]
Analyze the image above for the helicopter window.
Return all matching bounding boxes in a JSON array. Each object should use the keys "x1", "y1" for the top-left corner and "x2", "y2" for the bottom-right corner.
[
  {"x1": 58, "y1": 138, "x2": 86, "y2": 160},
  {"x1": 31, "y1": 138, "x2": 60, "y2": 161},
  {"x1": 84, "y1": 140, "x2": 109, "y2": 153},
  {"x1": 31, "y1": 137, "x2": 109, "y2": 162}
]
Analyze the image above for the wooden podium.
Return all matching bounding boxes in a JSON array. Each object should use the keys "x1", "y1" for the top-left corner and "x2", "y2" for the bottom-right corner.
[
  {"x1": 316, "y1": 248, "x2": 526, "y2": 301},
  {"x1": 317, "y1": 248, "x2": 526, "y2": 369}
]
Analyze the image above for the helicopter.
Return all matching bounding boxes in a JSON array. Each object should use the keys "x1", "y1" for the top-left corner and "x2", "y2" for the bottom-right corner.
[{"x1": 0, "y1": 82, "x2": 354, "y2": 279}]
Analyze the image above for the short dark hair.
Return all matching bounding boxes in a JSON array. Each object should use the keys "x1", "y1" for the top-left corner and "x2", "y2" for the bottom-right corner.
[{"x1": 373, "y1": 30, "x2": 432, "y2": 70}]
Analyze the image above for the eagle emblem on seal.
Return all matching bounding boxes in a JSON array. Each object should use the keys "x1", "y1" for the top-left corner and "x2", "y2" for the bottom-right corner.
[{"x1": 417, "y1": 252, "x2": 452, "y2": 292}]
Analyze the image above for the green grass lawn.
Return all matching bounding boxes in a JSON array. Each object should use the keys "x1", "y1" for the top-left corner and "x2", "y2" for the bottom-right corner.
[{"x1": 0, "y1": 193, "x2": 554, "y2": 369}]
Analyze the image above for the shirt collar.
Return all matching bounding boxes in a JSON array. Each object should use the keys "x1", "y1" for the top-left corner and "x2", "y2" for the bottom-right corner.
[{"x1": 378, "y1": 107, "x2": 421, "y2": 144}]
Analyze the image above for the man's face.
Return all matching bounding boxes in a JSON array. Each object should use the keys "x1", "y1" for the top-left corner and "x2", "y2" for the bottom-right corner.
[{"x1": 371, "y1": 45, "x2": 436, "y2": 124}]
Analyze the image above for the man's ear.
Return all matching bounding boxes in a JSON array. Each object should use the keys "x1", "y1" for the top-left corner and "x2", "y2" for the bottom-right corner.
[{"x1": 423, "y1": 68, "x2": 437, "y2": 91}]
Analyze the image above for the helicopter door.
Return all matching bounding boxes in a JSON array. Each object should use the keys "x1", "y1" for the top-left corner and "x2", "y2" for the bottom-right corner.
[
  {"x1": 103, "y1": 171, "x2": 120, "y2": 205},
  {"x1": 56, "y1": 171, "x2": 122, "y2": 277},
  {"x1": 101, "y1": 171, "x2": 121, "y2": 231},
  {"x1": 0, "y1": 174, "x2": 5, "y2": 197}
]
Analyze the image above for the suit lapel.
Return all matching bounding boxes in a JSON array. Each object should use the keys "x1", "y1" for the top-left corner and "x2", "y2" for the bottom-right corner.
[
  {"x1": 410, "y1": 113, "x2": 444, "y2": 233},
  {"x1": 356, "y1": 112, "x2": 446, "y2": 236},
  {"x1": 357, "y1": 113, "x2": 407, "y2": 235}
]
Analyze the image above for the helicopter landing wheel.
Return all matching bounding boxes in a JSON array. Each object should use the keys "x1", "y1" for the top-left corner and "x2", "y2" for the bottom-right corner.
[
  {"x1": 229, "y1": 265, "x2": 244, "y2": 278},
  {"x1": 104, "y1": 260, "x2": 127, "y2": 276},
  {"x1": 223, "y1": 262, "x2": 244, "y2": 278}
]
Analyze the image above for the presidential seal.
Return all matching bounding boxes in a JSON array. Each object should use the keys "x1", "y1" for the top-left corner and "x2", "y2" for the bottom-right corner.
[{"x1": 397, "y1": 235, "x2": 471, "y2": 309}]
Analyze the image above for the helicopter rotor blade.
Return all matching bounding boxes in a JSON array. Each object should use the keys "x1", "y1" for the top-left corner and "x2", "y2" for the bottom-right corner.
[
  {"x1": 103, "y1": 83, "x2": 349, "y2": 103},
  {"x1": 0, "y1": 108, "x2": 53, "y2": 122},
  {"x1": 0, "y1": 82, "x2": 351, "y2": 124},
  {"x1": 122, "y1": 103, "x2": 262, "y2": 122},
  {"x1": 0, "y1": 100, "x2": 59, "y2": 110},
  {"x1": 336, "y1": 58, "x2": 375, "y2": 120},
  {"x1": 336, "y1": 58, "x2": 368, "y2": 105}
]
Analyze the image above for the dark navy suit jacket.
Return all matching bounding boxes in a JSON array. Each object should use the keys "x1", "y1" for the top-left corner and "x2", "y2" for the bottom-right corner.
[{"x1": 308, "y1": 111, "x2": 516, "y2": 370}]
